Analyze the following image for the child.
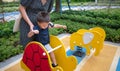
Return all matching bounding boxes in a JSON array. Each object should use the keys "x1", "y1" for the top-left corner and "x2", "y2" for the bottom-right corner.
[{"x1": 28, "y1": 11, "x2": 67, "y2": 67}]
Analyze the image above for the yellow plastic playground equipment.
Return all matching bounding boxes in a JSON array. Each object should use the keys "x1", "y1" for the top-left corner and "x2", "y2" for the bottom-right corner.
[
  {"x1": 70, "y1": 27, "x2": 106, "y2": 56},
  {"x1": 21, "y1": 27, "x2": 106, "y2": 71}
]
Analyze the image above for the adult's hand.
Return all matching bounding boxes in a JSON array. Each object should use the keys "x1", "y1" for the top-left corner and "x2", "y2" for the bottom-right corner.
[
  {"x1": 30, "y1": 24, "x2": 34, "y2": 31},
  {"x1": 19, "y1": 5, "x2": 34, "y2": 31}
]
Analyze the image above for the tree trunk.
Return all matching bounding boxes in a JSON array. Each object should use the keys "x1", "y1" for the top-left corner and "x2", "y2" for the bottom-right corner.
[
  {"x1": 0, "y1": 0, "x2": 3, "y2": 3},
  {"x1": 55, "y1": 0, "x2": 61, "y2": 12}
]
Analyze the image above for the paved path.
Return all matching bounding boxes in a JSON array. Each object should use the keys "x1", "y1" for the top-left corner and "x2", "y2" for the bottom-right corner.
[{"x1": 0, "y1": 6, "x2": 120, "y2": 22}]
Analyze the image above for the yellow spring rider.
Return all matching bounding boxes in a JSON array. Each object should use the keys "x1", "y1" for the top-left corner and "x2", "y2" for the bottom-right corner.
[
  {"x1": 70, "y1": 27, "x2": 106, "y2": 56},
  {"x1": 21, "y1": 35, "x2": 77, "y2": 71},
  {"x1": 21, "y1": 27, "x2": 106, "y2": 71}
]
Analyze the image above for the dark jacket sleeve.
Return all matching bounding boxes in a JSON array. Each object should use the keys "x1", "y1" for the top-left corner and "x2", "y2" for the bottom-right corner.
[
  {"x1": 20, "y1": 0, "x2": 32, "y2": 7},
  {"x1": 48, "y1": 0, "x2": 54, "y2": 12}
]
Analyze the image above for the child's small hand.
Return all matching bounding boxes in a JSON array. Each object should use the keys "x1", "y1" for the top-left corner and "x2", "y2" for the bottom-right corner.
[
  {"x1": 62, "y1": 25, "x2": 67, "y2": 29},
  {"x1": 28, "y1": 30, "x2": 39, "y2": 38},
  {"x1": 28, "y1": 31, "x2": 34, "y2": 38},
  {"x1": 33, "y1": 30, "x2": 39, "y2": 34}
]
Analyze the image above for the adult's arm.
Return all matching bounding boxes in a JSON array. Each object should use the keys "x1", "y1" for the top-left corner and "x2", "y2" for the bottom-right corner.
[{"x1": 19, "y1": 5, "x2": 34, "y2": 31}]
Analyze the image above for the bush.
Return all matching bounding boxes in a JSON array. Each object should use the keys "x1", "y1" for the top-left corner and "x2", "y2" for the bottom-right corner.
[
  {"x1": 0, "y1": 2, "x2": 19, "y2": 7},
  {"x1": 59, "y1": 14, "x2": 120, "y2": 29},
  {"x1": 71, "y1": 0, "x2": 94, "y2": 2},
  {"x1": 0, "y1": 21, "x2": 23, "y2": 62},
  {"x1": 0, "y1": 9, "x2": 120, "y2": 62},
  {"x1": 54, "y1": 19, "x2": 96, "y2": 33},
  {"x1": 49, "y1": 28, "x2": 60, "y2": 35},
  {"x1": 51, "y1": 11, "x2": 120, "y2": 29},
  {"x1": 0, "y1": 45, "x2": 23, "y2": 62},
  {"x1": 0, "y1": 21, "x2": 15, "y2": 38},
  {"x1": 104, "y1": 27, "x2": 120, "y2": 42},
  {"x1": 3, "y1": 7, "x2": 18, "y2": 12},
  {"x1": 50, "y1": 10, "x2": 120, "y2": 42},
  {"x1": 63, "y1": 10, "x2": 120, "y2": 20}
]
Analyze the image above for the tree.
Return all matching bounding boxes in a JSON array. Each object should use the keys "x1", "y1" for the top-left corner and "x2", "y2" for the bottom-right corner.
[
  {"x1": 55, "y1": 0, "x2": 71, "y2": 13},
  {"x1": 55, "y1": 0, "x2": 61, "y2": 12}
]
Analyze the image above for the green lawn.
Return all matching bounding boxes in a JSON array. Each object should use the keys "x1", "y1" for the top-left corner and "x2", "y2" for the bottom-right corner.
[{"x1": 0, "y1": 8, "x2": 120, "y2": 62}]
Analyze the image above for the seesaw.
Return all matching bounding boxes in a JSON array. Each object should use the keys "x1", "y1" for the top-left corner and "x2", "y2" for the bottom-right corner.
[{"x1": 21, "y1": 27, "x2": 106, "y2": 71}]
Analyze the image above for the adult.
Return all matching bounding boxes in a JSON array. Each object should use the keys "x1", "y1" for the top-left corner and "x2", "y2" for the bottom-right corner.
[{"x1": 19, "y1": 0, "x2": 54, "y2": 47}]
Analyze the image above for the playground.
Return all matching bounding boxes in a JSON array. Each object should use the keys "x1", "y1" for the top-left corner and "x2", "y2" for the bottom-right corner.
[
  {"x1": 0, "y1": 0, "x2": 120, "y2": 71},
  {"x1": 1, "y1": 34, "x2": 120, "y2": 71}
]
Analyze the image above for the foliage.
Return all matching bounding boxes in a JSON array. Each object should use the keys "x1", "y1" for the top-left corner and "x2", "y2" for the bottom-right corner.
[
  {"x1": 71, "y1": 0, "x2": 94, "y2": 2},
  {"x1": 0, "y1": 8, "x2": 120, "y2": 62},
  {"x1": 0, "y1": 2, "x2": 19, "y2": 12},
  {"x1": 0, "y1": 21, "x2": 15, "y2": 38},
  {"x1": 50, "y1": 9, "x2": 120, "y2": 42},
  {"x1": 0, "y1": 21, "x2": 23, "y2": 62}
]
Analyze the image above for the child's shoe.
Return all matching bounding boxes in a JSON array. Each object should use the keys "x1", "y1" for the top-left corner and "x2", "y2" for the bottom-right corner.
[{"x1": 52, "y1": 64, "x2": 58, "y2": 67}]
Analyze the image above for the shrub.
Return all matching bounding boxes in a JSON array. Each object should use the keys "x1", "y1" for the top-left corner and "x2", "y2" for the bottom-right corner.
[
  {"x1": 0, "y1": 21, "x2": 15, "y2": 38},
  {"x1": 51, "y1": 11, "x2": 120, "y2": 42},
  {"x1": 0, "y1": 9, "x2": 120, "y2": 62},
  {"x1": 57, "y1": 14, "x2": 120, "y2": 29},
  {"x1": 63, "y1": 10, "x2": 120, "y2": 21}
]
